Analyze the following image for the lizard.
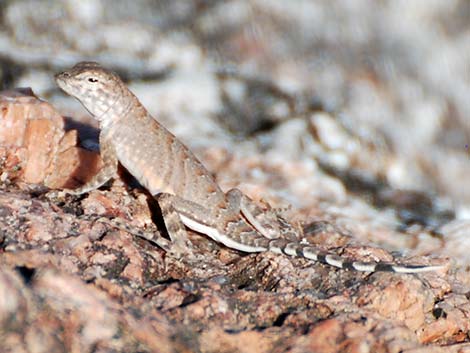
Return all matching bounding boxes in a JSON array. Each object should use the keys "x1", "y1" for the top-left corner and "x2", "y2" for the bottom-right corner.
[{"x1": 54, "y1": 61, "x2": 444, "y2": 273}]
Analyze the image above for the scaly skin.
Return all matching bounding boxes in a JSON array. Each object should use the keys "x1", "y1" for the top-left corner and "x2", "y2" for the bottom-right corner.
[{"x1": 55, "y1": 61, "x2": 444, "y2": 273}]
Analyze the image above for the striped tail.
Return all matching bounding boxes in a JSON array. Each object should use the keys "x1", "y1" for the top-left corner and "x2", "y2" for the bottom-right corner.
[
  {"x1": 82, "y1": 215, "x2": 444, "y2": 273},
  {"x1": 267, "y1": 239, "x2": 444, "y2": 273}
]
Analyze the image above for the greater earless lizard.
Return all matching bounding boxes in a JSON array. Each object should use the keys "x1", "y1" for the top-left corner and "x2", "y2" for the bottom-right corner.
[{"x1": 54, "y1": 61, "x2": 443, "y2": 273}]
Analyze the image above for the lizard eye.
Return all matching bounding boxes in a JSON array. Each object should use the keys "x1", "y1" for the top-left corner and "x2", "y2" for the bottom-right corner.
[{"x1": 87, "y1": 77, "x2": 98, "y2": 83}]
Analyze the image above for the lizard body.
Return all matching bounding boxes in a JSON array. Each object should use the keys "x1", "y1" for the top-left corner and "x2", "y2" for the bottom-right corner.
[{"x1": 55, "y1": 62, "x2": 443, "y2": 273}]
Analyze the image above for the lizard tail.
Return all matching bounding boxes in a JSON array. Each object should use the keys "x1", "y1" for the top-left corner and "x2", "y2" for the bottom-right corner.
[
  {"x1": 267, "y1": 239, "x2": 444, "y2": 273},
  {"x1": 85, "y1": 215, "x2": 444, "y2": 273}
]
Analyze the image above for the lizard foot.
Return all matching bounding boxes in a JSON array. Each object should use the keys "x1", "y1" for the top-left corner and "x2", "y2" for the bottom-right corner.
[{"x1": 45, "y1": 188, "x2": 84, "y2": 203}]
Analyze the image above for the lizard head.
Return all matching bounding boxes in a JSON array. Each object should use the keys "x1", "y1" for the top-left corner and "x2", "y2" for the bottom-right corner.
[{"x1": 55, "y1": 62, "x2": 125, "y2": 120}]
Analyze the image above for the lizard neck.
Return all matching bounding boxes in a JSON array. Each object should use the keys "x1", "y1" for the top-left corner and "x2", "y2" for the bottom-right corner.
[{"x1": 99, "y1": 87, "x2": 147, "y2": 131}]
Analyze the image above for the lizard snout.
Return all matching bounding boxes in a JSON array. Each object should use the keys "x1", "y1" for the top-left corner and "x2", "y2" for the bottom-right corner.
[{"x1": 54, "y1": 71, "x2": 70, "y2": 81}]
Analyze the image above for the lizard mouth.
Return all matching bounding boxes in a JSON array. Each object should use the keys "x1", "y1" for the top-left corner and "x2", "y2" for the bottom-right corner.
[{"x1": 55, "y1": 72, "x2": 73, "y2": 93}]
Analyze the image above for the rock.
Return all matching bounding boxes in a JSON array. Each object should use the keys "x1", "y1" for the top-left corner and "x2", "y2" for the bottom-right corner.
[{"x1": 0, "y1": 89, "x2": 101, "y2": 189}]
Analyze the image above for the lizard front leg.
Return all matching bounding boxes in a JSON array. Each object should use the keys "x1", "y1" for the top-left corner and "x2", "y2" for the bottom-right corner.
[{"x1": 67, "y1": 132, "x2": 118, "y2": 195}]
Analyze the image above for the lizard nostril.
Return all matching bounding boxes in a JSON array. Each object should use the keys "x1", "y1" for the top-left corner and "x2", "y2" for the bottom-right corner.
[{"x1": 56, "y1": 72, "x2": 70, "y2": 79}]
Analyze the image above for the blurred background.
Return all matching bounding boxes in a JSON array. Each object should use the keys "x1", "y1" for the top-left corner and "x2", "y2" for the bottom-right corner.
[{"x1": 0, "y1": 0, "x2": 469, "y2": 217}]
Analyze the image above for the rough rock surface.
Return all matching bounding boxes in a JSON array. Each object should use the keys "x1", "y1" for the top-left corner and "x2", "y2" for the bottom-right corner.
[
  {"x1": 1, "y1": 1, "x2": 469, "y2": 352},
  {"x1": 0, "y1": 89, "x2": 101, "y2": 190}
]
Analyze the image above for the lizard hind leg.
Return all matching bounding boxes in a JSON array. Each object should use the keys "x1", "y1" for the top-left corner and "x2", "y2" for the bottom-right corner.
[
  {"x1": 154, "y1": 192, "x2": 251, "y2": 255},
  {"x1": 226, "y1": 188, "x2": 282, "y2": 240},
  {"x1": 156, "y1": 192, "x2": 269, "y2": 253},
  {"x1": 83, "y1": 215, "x2": 172, "y2": 251}
]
